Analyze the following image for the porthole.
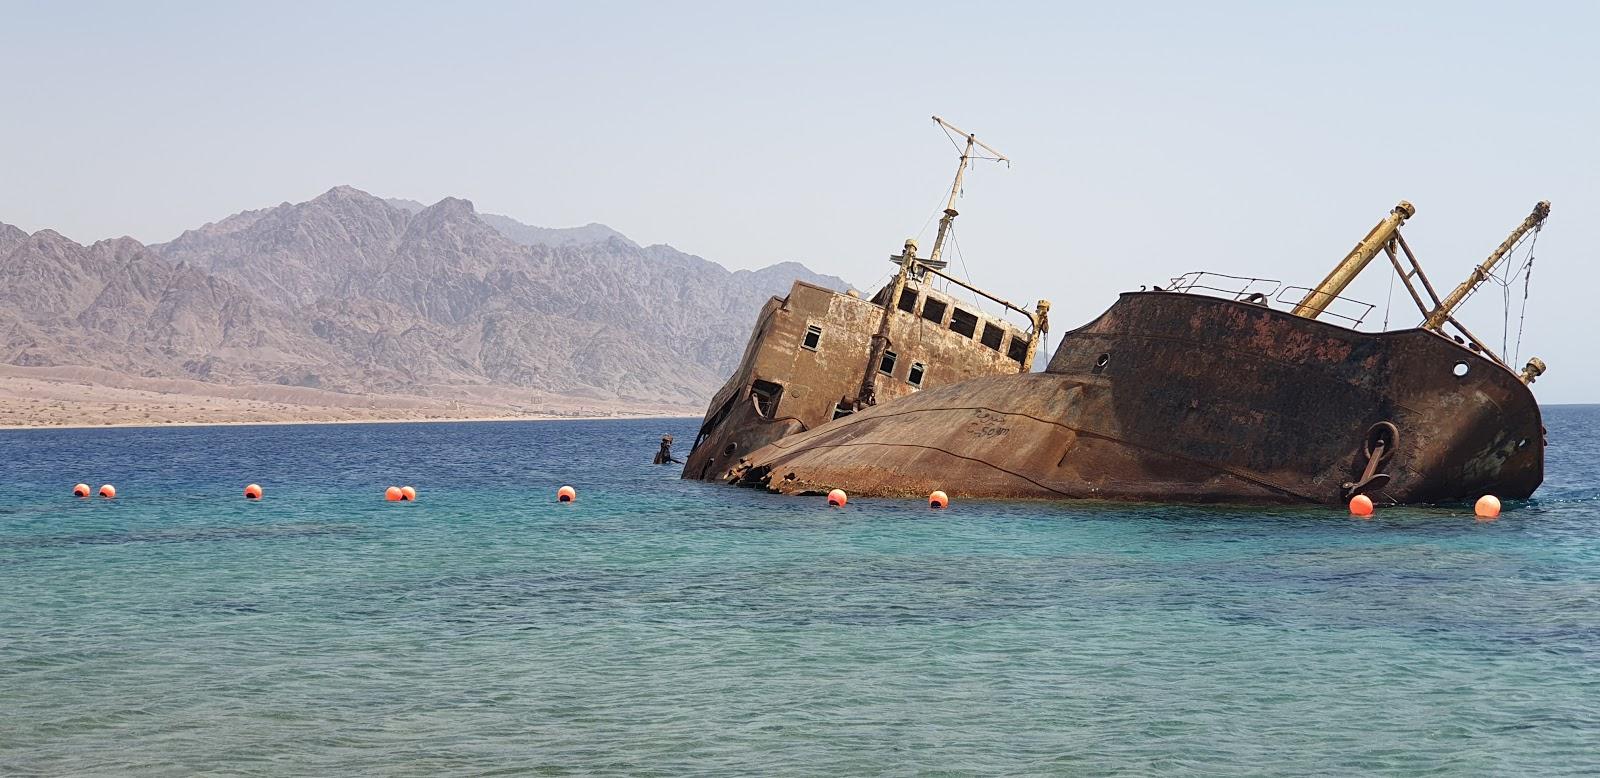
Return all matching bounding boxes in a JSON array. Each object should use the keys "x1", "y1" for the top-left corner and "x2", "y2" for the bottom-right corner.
[
  {"x1": 1517, "y1": 438, "x2": 1529, "y2": 449},
  {"x1": 1452, "y1": 361, "x2": 1470, "y2": 378}
]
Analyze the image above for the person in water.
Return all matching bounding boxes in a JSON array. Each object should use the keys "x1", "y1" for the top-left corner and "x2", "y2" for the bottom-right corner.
[{"x1": 653, "y1": 434, "x2": 681, "y2": 465}]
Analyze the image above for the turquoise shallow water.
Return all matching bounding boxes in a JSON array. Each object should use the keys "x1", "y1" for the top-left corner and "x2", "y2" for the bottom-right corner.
[{"x1": 1, "y1": 408, "x2": 1597, "y2": 776}]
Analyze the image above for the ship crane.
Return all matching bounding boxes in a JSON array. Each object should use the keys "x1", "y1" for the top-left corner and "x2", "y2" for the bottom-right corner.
[{"x1": 1291, "y1": 200, "x2": 1551, "y2": 384}]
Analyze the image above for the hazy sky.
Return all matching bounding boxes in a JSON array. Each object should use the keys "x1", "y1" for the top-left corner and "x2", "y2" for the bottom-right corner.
[{"x1": 3, "y1": 1, "x2": 1596, "y2": 401}]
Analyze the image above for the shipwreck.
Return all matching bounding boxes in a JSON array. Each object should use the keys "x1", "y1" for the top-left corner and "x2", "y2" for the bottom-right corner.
[
  {"x1": 682, "y1": 117, "x2": 1049, "y2": 482},
  {"x1": 690, "y1": 119, "x2": 1553, "y2": 506}
]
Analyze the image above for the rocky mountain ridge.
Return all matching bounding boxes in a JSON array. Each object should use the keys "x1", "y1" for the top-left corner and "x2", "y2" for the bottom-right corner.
[
  {"x1": 1, "y1": 187, "x2": 850, "y2": 408},
  {"x1": 386, "y1": 198, "x2": 636, "y2": 249}
]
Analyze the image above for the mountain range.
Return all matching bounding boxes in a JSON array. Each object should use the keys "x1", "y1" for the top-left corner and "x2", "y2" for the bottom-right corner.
[{"x1": 0, "y1": 186, "x2": 849, "y2": 412}]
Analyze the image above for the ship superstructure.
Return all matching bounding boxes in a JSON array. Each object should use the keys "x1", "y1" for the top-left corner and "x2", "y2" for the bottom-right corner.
[{"x1": 684, "y1": 117, "x2": 1047, "y2": 481}]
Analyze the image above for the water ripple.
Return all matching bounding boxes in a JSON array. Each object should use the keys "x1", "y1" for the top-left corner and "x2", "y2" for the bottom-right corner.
[{"x1": 0, "y1": 410, "x2": 1597, "y2": 775}]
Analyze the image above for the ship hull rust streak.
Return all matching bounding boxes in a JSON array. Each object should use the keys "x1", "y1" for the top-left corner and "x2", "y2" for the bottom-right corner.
[{"x1": 725, "y1": 291, "x2": 1543, "y2": 505}]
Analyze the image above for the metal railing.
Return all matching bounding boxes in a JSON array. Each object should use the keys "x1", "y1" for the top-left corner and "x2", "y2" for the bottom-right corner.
[
  {"x1": 1275, "y1": 286, "x2": 1375, "y2": 329},
  {"x1": 1157, "y1": 271, "x2": 1377, "y2": 329},
  {"x1": 1164, "y1": 271, "x2": 1282, "y2": 302}
]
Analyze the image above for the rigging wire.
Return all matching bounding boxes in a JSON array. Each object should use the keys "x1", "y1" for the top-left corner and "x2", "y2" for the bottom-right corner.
[
  {"x1": 865, "y1": 269, "x2": 893, "y2": 300},
  {"x1": 947, "y1": 225, "x2": 986, "y2": 314},
  {"x1": 914, "y1": 192, "x2": 945, "y2": 244},
  {"x1": 1488, "y1": 226, "x2": 1541, "y2": 360},
  {"x1": 1382, "y1": 258, "x2": 1396, "y2": 331},
  {"x1": 939, "y1": 122, "x2": 966, "y2": 155},
  {"x1": 1500, "y1": 257, "x2": 1512, "y2": 358},
  {"x1": 1512, "y1": 226, "x2": 1540, "y2": 366},
  {"x1": 1453, "y1": 228, "x2": 1538, "y2": 311},
  {"x1": 1445, "y1": 224, "x2": 1540, "y2": 362},
  {"x1": 936, "y1": 123, "x2": 1005, "y2": 163}
]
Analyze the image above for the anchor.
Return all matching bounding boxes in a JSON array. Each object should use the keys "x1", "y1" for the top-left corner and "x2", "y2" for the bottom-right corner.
[{"x1": 1343, "y1": 422, "x2": 1399, "y2": 498}]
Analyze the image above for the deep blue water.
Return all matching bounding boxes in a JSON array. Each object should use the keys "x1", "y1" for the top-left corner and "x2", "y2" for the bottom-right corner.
[{"x1": 1, "y1": 407, "x2": 1597, "y2": 776}]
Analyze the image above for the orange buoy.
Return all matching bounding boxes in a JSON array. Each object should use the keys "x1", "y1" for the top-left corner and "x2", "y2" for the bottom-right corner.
[
  {"x1": 400, "y1": 486, "x2": 416, "y2": 501},
  {"x1": 244, "y1": 483, "x2": 262, "y2": 500},
  {"x1": 385, "y1": 486, "x2": 403, "y2": 502},
  {"x1": 73, "y1": 483, "x2": 90, "y2": 498},
  {"x1": 557, "y1": 485, "x2": 577, "y2": 503},
  {"x1": 1475, "y1": 494, "x2": 1501, "y2": 520},
  {"x1": 928, "y1": 490, "x2": 949, "y2": 509},
  {"x1": 1348, "y1": 494, "x2": 1373, "y2": 517},
  {"x1": 827, "y1": 488, "x2": 847, "y2": 507},
  {"x1": 98, "y1": 484, "x2": 116, "y2": 499}
]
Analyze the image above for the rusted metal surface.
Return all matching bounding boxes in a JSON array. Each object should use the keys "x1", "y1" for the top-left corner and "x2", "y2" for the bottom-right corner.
[
  {"x1": 725, "y1": 291, "x2": 1544, "y2": 505},
  {"x1": 1291, "y1": 201, "x2": 1414, "y2": 319},
  {"x1": 682, "y1": 278, "x2": 1039, "y2": 481}
]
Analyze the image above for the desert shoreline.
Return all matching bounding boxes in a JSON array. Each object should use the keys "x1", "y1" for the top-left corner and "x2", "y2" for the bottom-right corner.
[
  {"x1": 0, "y1": 366, "x2": 703, "y2": 431},
  {"x1": 0, "y1": 412, "x2": 698, "y2": 432}
]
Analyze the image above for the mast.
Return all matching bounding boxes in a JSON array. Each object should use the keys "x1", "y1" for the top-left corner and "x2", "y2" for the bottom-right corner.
[
  {"x1": 924, "y1": 116, "x2": 1008, "y2": 273},
  {"x1": 1422, "y1": 201, "x2": 1550, "y2": 330},
  {"x1": 1291, "y1": 201, "x2": 1415, "y2": 320},
  {"x1": 855, "y1": 116, "x2": 1013, "y2": 407}
]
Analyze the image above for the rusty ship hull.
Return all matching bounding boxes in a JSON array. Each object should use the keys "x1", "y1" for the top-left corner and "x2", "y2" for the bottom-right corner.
[{"x1": 725, "y1": 290, "x2": 1544, "y2": 505}]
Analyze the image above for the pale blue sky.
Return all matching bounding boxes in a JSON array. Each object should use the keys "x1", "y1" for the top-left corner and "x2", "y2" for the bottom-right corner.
[{"x1": 3, "y1": 1, "x2": 1595, "y2": 401}]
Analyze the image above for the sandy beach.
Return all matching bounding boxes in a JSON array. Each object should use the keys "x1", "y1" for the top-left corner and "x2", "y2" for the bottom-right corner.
[{"x1": 0, "y1": 366, "x2": 699, "y2": 430}]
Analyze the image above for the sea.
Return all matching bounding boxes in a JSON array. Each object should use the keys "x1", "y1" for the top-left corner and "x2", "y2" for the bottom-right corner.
[{"x1": 1, "y1": 406, "x2": 1596, "y2": 776}]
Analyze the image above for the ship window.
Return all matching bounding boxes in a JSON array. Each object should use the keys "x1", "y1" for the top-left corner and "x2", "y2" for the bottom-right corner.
[
  {"x1": 949, "y1": 309, "x2": 978, "y2": 338},
  {"x1": 980, "y1": 322, "x2": 1005, "y2": 350},
  {"x1": 1007, "y1": 336, "x2": 1029, "y2": 365},
  {"x1": 921, "y1": 298, "x2": 948, "y2": 325},
  {"x1": 1092, "y1": 352, "x2": 1111, "y2": 375},
  {"x1": 879, "y1": 349, "x2": 897, "y2": 376},
  {"x1": 751, "y1": 379, "x2": 783, "y2": 418},
  {"x1": 907, "y1": 361, "x2": 926, "y2": 387},
  {"x1": 802, "y1": 325, "x2": 822, "y2": 351},
  {"x1": 897, "y1": 289, "x2": 918, "y2": 313},
  {"x1": 1453, "y1": 361, "x2": 1470, "y2": 377},
  {"x1": 833, "y1": 402, "x2": 854, "y2": 420}
]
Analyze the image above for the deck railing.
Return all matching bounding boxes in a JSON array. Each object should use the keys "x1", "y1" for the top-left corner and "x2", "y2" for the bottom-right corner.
[{"x1": 1162, "y1": 271, "x2": 1376, "y2": 329}]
